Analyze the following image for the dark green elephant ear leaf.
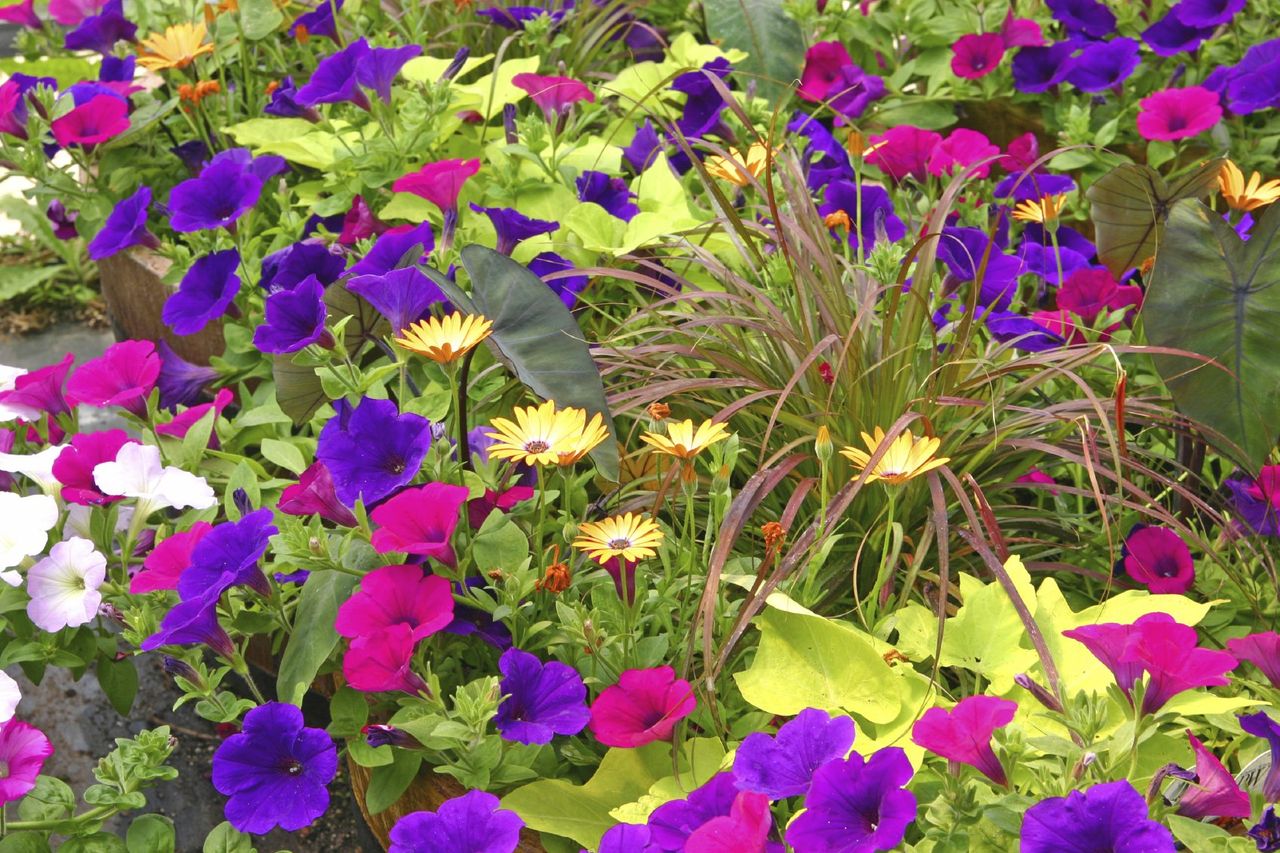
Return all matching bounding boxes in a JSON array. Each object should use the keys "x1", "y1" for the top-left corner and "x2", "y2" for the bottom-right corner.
[
  {"x1": 325, "y1": 280, "x2": 390, "y2": 356},
  {"x1": 1143, "y1": 199, "x2": 1280, "y2": 471},
  {"x1": 703, "y1": 0, "x2": 805, "y2": 105},
  {"x1": 421, "y1": 246, "x2": 619, "y2": 481},
  {"x1": 273, "y1": 355, "x2": 327, "y2": 426},
  {"x1": 1087, "y1": 159, "x2": 1223, "y2": 278}
]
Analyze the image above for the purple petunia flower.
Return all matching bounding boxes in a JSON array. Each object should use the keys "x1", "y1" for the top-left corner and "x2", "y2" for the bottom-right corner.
[
  {"x1": 297, "y1": 38, "x2": 371, "y2": 108},
  {"x1": 317, "y1": 396, "x2": 432, "y2": 507},
  {"x1": 622, "y1": 119, "x2": 662, "y2": 173},
  {"x1": 733, "y1": 707, "x2": 855, "y2": 799},
  {"x1": 265, "y1": 75, "x2": 318, "y2": 120},
  {"x1": 476, "y1": 4, "x2": 566, "y2": 30},
  {"x1": 576, "y1": 170, "x2": 639, "y2": 221},
  {"x1": 828, "y1": 64, "x2": 887, "y2": 122},
  {"x1": 528, "y1": 252, "x2": 589, "y2": 309},
  {"x1": 289, "y1": 0, "x2": 342, "y2": 41},
  {"x1": 88, "y1": 185, "x2": 158, "y2": 260},
  {"x1": 164, "y1": 249, "x2": 241, "y2": 336},
  {"x1": 985, "y1": 310, "x2": 1066, "y2": 352},
  {"x1": 938, "y1": 226, "x2": 1023, "y2": 310},
  {"x1": 346, "y1": 222, "x2": 435, "y2": 278},
  {"x1": 787, "y1": 113, "x2": 853, "y2": 194},
  {"x1": 470, "y1": 204, "x2": 558, "y2": 256},
  {"x1": 493, "y1": 648, "x2": 590, "y2": 745},
  {"x1": 1239, "y1": 712, "x2": 1280, "y2": 803},
  {"x1": 1225, "y1": 465, "x2": 1280, "y2": 535},
  {"x1": 140, "y1": 577, "x2": 235, "y2": 658},
  {"x1": 388, "y1": 789, "x2": 524, "y2": 853},
  {"x1": 1172, "y1": 0, "x2": 1244, "y2": 27},
  {"x1": 672, "y1": 58, "x2": 732, "y2": 140},
  {"x1": 155, "y1": 341, "x2": 217, "y2": 409},
  {"x1": 64, "y1": 0, "x2": 135, "y2": 53},
  {"x1": 260, "y1": 241, "x2": 345, "y2": 294},
  {"x1": 995, "y1": 170, "x2": 1077, "y2": 203},
  {"x1": 176, "y1": 508, "x2": 277, "y2": 600},
  {"x1": 1142, "y1": 13, "x2": 1214, "y2": 56},
  {"x1": 168, "y1": 158, "x2": 264, "y2": 233},
  {"x1": 1046, "y1": 0, "x2": 1115, "y2": 38},
  {"x1": 212, "y1": 702, "x2": 338, "y2": 835},
  {"x1": 648, "y1": 773, "x2": 738, "y2": 850},
  {"x1": 1066, "y1": 37, "x2": 1140, "y2": 92},
  {"x1": 818, "y1": 181, "x2": 907, "y2": 255},
  {"x1": 357, "y1": 43, "x2": 423, "y2": 104},
  {"x1": 1021, "y1": 780, "x2": 1175, "y2": 852},
  {"x1": 785, "y1": 747, "x2": 917, "y2": 852},
  {"x1": 347, "y1": 268, "x2": 445, "y2": 335},
  {"x1": 1205, "y1": 38, "x2": 1280, "y2": 115},
  {"x1": 98, "y1": 54, "x2": 134, "y2": 83},
  {"x1": 47, "y1": 200, "x2": 77, "y2": 239},
  {"x1": 1251, "y1": 806, "x2": 1280, "y2": 852},
  {"x1": 253, "y1": 276, "x2": 330, "y2": 354},
  {"x1": 1011, "y1": 42, "x2": 1077, "y2": 93},
  {"x1": 599, "y1": 823, "x2": 660, "y2": 853}
]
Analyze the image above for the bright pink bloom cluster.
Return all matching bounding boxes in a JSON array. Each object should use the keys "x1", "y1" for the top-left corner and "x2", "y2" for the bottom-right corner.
[
  {"x1": 369, "y1": 482, "x2": 469, "y2": 565},
  {"x1": 587, "y1": 665, "x2": 696, "y2": 748},
  {"x1": 867, "y1": 126, "x2": 1000, "y2": 182},
  {"x1": 1136, "y1": 86, "x2": 1223, "y2": 141},
  {"x1": 912, "y1": 695, "x2": 1016, "y2": 786}
]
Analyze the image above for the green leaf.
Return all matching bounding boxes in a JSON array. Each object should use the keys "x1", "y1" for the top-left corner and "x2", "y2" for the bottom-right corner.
[
  {"x1": 0, "y1": 265, "x2": 62, "y2": 302},
  {"x1": 401, "y1": 52, "x2": 494, "y2": 83},
  {"x1": 58, "y1": 835, "x2": 126, "y2": 853},
  {"x1": 1167, "y1": 815, "x2": 1255, "y2": 851},
  {"x1": 364, "y1": 750, "x2": 423, "y2": 814},
  {"x1": 276, "y1": 570, "x2": 358, "y2": 706},
  {"x1": 17, "y1": 776, "x2": 75, "y2": 822},
  {"x1": 1085, "y1": 160, "x2": 1222, "y2": 278},
  {"x1": 425, "y1": 246, "x2": 619, "y2": 480},
  {"x1": 703, "y1": 0, "x2": 804, "y2": 105},
  {"x1": 938, "y1": 565, "x2": 1039, "y2": 693},
  {"x1": 502, "y1": 743, "x2": 673, "y2": 849},
  {"x1": 260, "y1": 438, "x2": 307, "y2": 475},
  {"x1": 237, "y1": 0, "x2": 284, "y2": 39},
  {"x1": 97, "y1": 655, "x2": 139, "y2": 716},
  {"x1": 126, "y1": 814, "x2": 175, "y2": 853},
  {"x1": 327, "y1": 686, "x2": 369, "y2": 738},
  {"x1": 202, "y1": 823, "x2": 256, "y2": 853},
  {"x1": 272, "y1": 355, "x2": 327, "y2": 426},
  {"x1": 453, "y1": 55, "x2": 541, "y2": 119},
  {"x1": 0, "y1": 833, "x2": 52, "y2": 853},
  {"x1": 1143, "y1": 200, "x2": 1280, "y2": 470},
  {"x1": 0, "y1": 57, "x2": 94, "y2": 88},
  {"x1": 733, "y1": 606, "x2": 901, "y2": 723},
  {"x1": 222, "y1": 118, "x2": 359, "y2": 170},
  {"x1": 472, "y1": 510, "x2": 530, "y2": 572},
  {"x1": 867, "y1": 99, "x2": 958, "y2": 130}
]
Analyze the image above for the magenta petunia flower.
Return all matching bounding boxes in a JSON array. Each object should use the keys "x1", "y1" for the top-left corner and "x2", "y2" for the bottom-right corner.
[
  {"x1": 51, "y1": 428, "x2": 135, "y2": 505},
  {"x1": 0, "y1": 352, "x2": 73, "y2": 420},
  {"x1": 1178, "y1": 731, "x2": 1250, "y2": 820},
  {"x1": 927, "y1": 128, "x2": 1000, "y2": 179},
  {"x1": 588, "y1": 665, "x2": 696, "y2": 748},
  {"x1": 334, "y1": 564, "x2": 454, "y2": 642},
  {"x1": 784, "y1": 747, "x2": 918, "y2": 852},
  {"x1": 732, "y1": 707, "x2": 856, "y2": 799},
  {"x1": 1021, "y1": 780, "x2": 1174, "y2": 852},
  {"x1": 1056, "y1": 267, "x2": 1142, "y2": 328},
  {"x1": 154, "y1": 387, "x2": 233, "y2": 447},
  {"x1": 391, "y1": 158, "x2": 480, "y2": 213},
  {"x1": 1227, "y1": 632, "x2": 1280, "y2": 688},
  {"x1": 49, "y1": 0, "x2": 103, "y2": 25},
  {"x1": 911, "y1": 695, "x2": 1016, "y2": 786},
  {"x1": 50, "y1": 94, "x2": 129, "y2": 148},
  {"x1": 952, "y1": 33, "x2": 1005, "y2": 79},
  {"x1": 369, "y1": 482, "x2": 470, "y2": 564},
  {"x1": 467, "y1": 485, "x2": 534, "y2": 529},
  {"x1": 0, "y1": 0, "x2": 41, "y2": 29},
  {"x1": 493, "y1": 648, "x2": 590, "y2": 745},
  {"x1": 512, "y1": 73, "x2": 594, "y2": 123},
  {"x1": 1136, "y1": 86, "x2": 1222, "y2": 141},
  {"x1": 129, "y1": 521, "x2": 213, "y2": 593},
  {"x1": 388, "y1": 789, "x2": 524, "y2": 853},
  {"x1": 343, "y1": 623, "x2": 429, "y2": 694},
  {"x1": 866, "y1": 125, "x2": 942, "y2": 183},
  {"x1": 1000, "y1": 11, "x2": 1045, "y2": 47},
  {"x1": 684, "y1": 790, "x2": 771, "y2": 853},
  {"x1": 1117, "y1": 524, "x2": 1195, "y2": 594},
  {"x1": 0, "y1": 719, "x2": 54, "y2": 804},
  {"x1": 797, "y1": 40, "x2": 853, "y2": 102},
  {"x1": 279, "y1": 461, "x2": 358, "y2": 527},
  {"x1": 65, "y1": 339, "x2": 159, "y2": 418}
]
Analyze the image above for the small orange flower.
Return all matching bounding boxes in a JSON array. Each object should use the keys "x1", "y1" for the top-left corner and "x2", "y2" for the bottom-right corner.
[
  {"x1": 646, "y1": 401, "x2": 671, "y2": 421},
  {"x1": 823, "y1": 210, "x2": 852, "y2": 232},
  {"x1": 294, "y1": 24, "x2": 310, "y2": 44},
  {"x1": 535, "y1": 550, "x2": 572, "y2": 593},
  {"x1": 265, "y1": 80, "x2": 281, "y2": 96},
  {"x1": 761, "y1": 521, "x2": 786, "y2": 551},
  {"x1": 178, "y1": 80, "x2": 221, "y2": 105}
]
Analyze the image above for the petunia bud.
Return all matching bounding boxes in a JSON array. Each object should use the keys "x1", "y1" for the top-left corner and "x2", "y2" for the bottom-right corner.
[
  {"x1": 363, "y1": 723, "x2": 418, "y2": 749},
  {"x1": 502, "y1": 103, "x2": 518, "y2": 144},
  {"x1": 438, "y1": 47, "x2": 470, "y2": 83},
  {"x1": 1014, "y1": 673, "x2": 1063, "y2": 713},
  {"x1": 162, "y1": 656, "x2": 203, "y2": 687}
]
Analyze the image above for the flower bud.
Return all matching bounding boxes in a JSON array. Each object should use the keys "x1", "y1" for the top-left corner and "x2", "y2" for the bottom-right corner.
[
  {"x1": 438, "y1": 47, "x2": 470, "y2": 83},
  {"x1": 1014, "y1": 673, "x2": 1064, "y2": 713},
  {"x1": 815, "y1": 426, "x2": 833, "y2": 464}
]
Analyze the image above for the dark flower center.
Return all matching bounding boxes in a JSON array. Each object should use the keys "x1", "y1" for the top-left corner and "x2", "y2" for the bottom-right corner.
[
  {"x1": 282, "y1": 758, "x2": 304, "y2": 776},
  {"x1": 1152, "y1": 555, "x2": 1181, "y2": 578},
  {"x1": 607, "y1": 537, "x2": 632, "y2": 550},
  {"x1": 524, "y1": 440, "x2": 549, "y2": 453},
  {"x1": 1166, "y1": 114, "x2": 1187, "y2": 132},
  {"x1": 386, "y1": 455, "x2": 406, "y2": 474}
]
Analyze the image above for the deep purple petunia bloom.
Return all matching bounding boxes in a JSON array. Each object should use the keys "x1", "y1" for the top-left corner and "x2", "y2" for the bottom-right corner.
[
  {"x1": 316, "y1": 396, "x2": 432, "y2": 507},
  {"x1": 818, "y1": 181, "x2": 907, "y2": 254},
  {"x1": 347, "y1": 267, "x2": 445, "y2": 335},
  {"x1": 253, "y1": 276, "x2": 329, "y2": 354},
  {"x1": 1142, "y1": 12, "x2": 1214, "y2": 56},
  {"x1": 208, "y1": 147, "x2": 287, "y2": 183},
  {"x1": 357, "y1": 43, "x2": 423, "y2": 104},
  {"x1": 176, "y1": 508, "x2": 277, "y2": 600},
  {"x1": 64, "y1": 0, "x2": 135, "y2": 53},
  {"x1": 577, "y1": 170, "x2": 639, "y2": 221},
  {"x1": 66, "y1": 339, "x2": 159, "y2": 418},
  {"x1": 88, "y1": 185, "x2": 158, "y2": 260},
  {"x1": 622, "y1": 119, "x2": 662, "y2": 173},
  {"x1": 1067, "y1": 37, "x2": 1140, "y2": 92},
  {"x1": 912, "y1": 696, "x2": 1016, "y2": 786},
  {"x1": 470, "y1": 204, "x2": 558, "y2": 256},
  {"x1": 1239, "y1": 712, "x2": 1280, "y2": 803},
  {"x1": 1011, "y1": 42, "x2": 1077, "y2": 93},
  {"x1": 265, "y1": 75, "x2": 318, "y2": 120},
  {"x1": 1020, "y1": 780, "x2": 1175, "y2": 852},
  {"x1": 1046, "y1": 0, "x2": 1115, "y2": 38},
  {"x1": 1225, "y1": 465, "x2": 1280, "y2": 535},
  {"x1": 827, "y1": 63, "x2": 886, "y2": 121},
  {"x1": 938, "y1": 226, "x2": 1023, "y2": 310},
  {"x1": 155, "y1": 340, "x2": 217, "y2": 409},
  {"x1": 996, "y1": 170, "x2": 1077, "y2": 203},
  {"x1": 140, "y1": 577, "x2": 235, "y2": 657},
  {"x1": 164, "y1": 249, "x2": 241, "y2": 336},
  {"x1": 346, "y1": 222, "x2": 435, "y2": 278},
  {"x1": 788, "y1": 113, "x2": 853, "y2": 193},
  {"x1": 599, "y1": 823, "x2": 660, "y2": 853},
  {"x1": 476, "y1": 4, "x2": 566, "y2": 30},
  {"x1": 1211, "y1": 39, "x2": 1280, "y2": 114},
  {"x1": 1173, "y1": 0, "x2": 1244, "y2": 26},
  {"x1": 1251, "y1": 807, "x2": 1280, "y2": 852},
  {"x1": 98, "y1": 54, "x2": 134, "y2": 83},
  {"x1": 493, "y1": 648, "x2": 590, "y2": 745},
  {"x1": 733, "y1": 707, "x2": 855, "y2": 799},
  {"x1": 1116, "y1": 523, "x2": 1195, "y2": 594},
  {"x1": 297, "y1": 38, "x2": 371, "y2": 108},
  {"x1": 279, "y1": 461, "x2": 359, "y2": 526},
  {"x1": 986, "y1": 310, "x2": 1067, "y2": 353},
  {"x1": 1177, "y1": 731, "x2": 1251, "y2": 820},
  {"x1": 168, "y1": 158, "x2": 264, "y2": 232},
  {"x1": 672, "y1": 58, "x2": 732, "y2": 140},
  {"x1": 1016, "y1": 222, "x2": 1092, "y2": 283},
  {"x1": 648, "y1": 773, "x2": 738, "y2": 850},
  {"x1": 785, "y1": 747, "x2": 917, "y2": 852},
  {"x1": 260, "y1": 241, "x2": 345, "y2": 293},
  {"x1": 528, "y1": 252, "x2": 589, "y2": 309},
  {"x1": 212, "y1": 702, "x2": 338, "y2": 835},
  {"x1": 289, "y1": 0, "x2": 342, "y2": 41},
  {"x1": 388, "y1": 789, "x2": 524, "y2": 853},
  {"x1": 1227, "y1": 632, "x2": 1280, "y2": 688}
]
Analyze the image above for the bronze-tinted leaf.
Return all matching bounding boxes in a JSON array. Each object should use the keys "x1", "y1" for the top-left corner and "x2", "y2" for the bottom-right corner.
[{"x1": 273, "y1": 354, "x2": 327, "y2": 426}]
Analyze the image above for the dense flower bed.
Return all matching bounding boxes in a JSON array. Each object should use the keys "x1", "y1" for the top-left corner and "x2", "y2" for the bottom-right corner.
[{"x1": 0, "y1": 0, "x2": 1277, "y2": 850}]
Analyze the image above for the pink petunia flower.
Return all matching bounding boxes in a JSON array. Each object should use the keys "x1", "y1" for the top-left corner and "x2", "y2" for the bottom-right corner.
[
  {"x1": 279, "y1": 461, "x2": 358, "y2": 527},
  {"x1": 1178, "y1": 731, "x2": 1251, "y2": 820},
  {"x1": 1119, "y1": 524, "x2": 1195, "y2": 595},
  {"x1": 927, "y1": 128, "x2": 1000, "y2": 179},
  {"x1": 1015, "y1": 467, "x2": 1059, "y2": 494},
  {"x1": 467, "y1": 485, "x2": 534, "y2": 530},
  {"x1": 50, "y1": 94, "x2": 130, "y2": 148},
  {"x1": 369, "y1": 482, "x2": 470, "y2": 565},
  {"x1": 1136, "y1": 86, "x2": 1223, "y2": 141},
  {"x1": 1000, "y1": 132, "x2": 1040, "y2": 172},
  {"x1": 333, "y1": 564, "x2": 454, "y2": 642},
  {"x1": 0, "y1": 0, "x2": 42, "y2": 29},
  {"x1": 343, "y1": 623, "x2": 429, "y2": 694},
  {"x1": 129, "y1": 522, "x2": 213, "y2": 593},
  {"x1": 154, "y1": 387, "x2": 233, "y2": 446},
  {"x1": 797, "y1": 41, "x2": 854, "y2": 102},
  {"x1": 1000, "y1": 11, "x2": 1045, "y2": 47},
  {"x1": 51, "y1": 428, "x2": 136, "y2": 505},
  {"x1": 48, "y1": 0, "x2": 104, "y2": 25},
  {"x1": 66, "y1": 339, "x2": 159, "y2": 418},
  {"x1": 951, "y1": 33, "x2": 1005, "y2": 79},
  {"x1": 1227, "y1": 632, "x2": 1280, "y2": 688},
  {"x1": 685, "y1": 790, "x2": 773, "y2": 853},
  {"x1": 0, "y1": 353, "x2": 74, "y2": 420},
  {"x1": 511, "y1": 73, "x2": 595, "y2": 123},
  {"x1": 866, "y1": 126, "x2": 942, "y2": 183},
  {"x1": 588, "y1": 665, "x2": 696, "y2": 748},
  {"x1": 911, "y1": 695, "x2": 1017, "y2": 786},
  {"x1": 391, "y1": 158, "x2": 480, "y2": 213},
  {"x1": 0, "y1": 718, "x2": 53, "y2": 804}
]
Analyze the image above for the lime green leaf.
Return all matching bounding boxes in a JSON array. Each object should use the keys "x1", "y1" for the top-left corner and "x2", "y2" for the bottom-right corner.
[
  {"x1": 378, "y1": 192, "x2": 436, "y2": 224},
  {"x1": 608, "y1": 738, "x2": 728, "y2": 824},
  {"x1": 562, "y1": 203, "x2": 627, "y2": 253},
  {"x1": 939, "y1": 562, "x2": 1038, "y2": 693},
  {"x1": 276, "y1": 570, "x2": 358, "y2": 706},
  {"x1": 401, "y1": 52, "x2": 494, "y2": 84},
  {"x1": 734, "y1": 606, "x2": 901, "y2": 723},
  {"x1": 126, "y1": 814, "x2": 175, "y2": 853},
  {"x1": 223, "y1": 118, "x2": 361, "y2": 170},
  {"x1": 259, "y1": 438, "x2": 307, "y2": 476},
  {"x1": 0, "y1": 57, "x2": 94, "y2": 88},
  {"x1": 455, "y1": 56, "x2": 541, "y2": 119},
  {"x1": 202, "y1": 822, "x2": 256, "y2": 853},
  {"x1": 237, "y1": 0, "x2": 283, "y2": 39}
]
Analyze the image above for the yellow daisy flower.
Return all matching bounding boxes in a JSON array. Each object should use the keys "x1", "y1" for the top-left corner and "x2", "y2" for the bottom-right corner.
[
  {"x1": 573, "y1": 512, "x2": 664, "y2": 565},
  {"x1": 704, "y1": 142, "x2": 772, "y2": 187},
  {"x1": 640, "y1": 418, "x2": 730, "y2": 460},
  {"x1": 555, "y1": 411, "x2": 609, "y2": 466},
  {"x1": 136, "y1": 22, "x2": 216, "y2": 71},
  {"x1": 839, "y1": 426, "x2": 950, "y2": 486},
  {"x1": 395, "y1": 312, "x2": 493, "y2": 363},
  {"x1": 1012, "y1": 193, "x2": 1068, "y2": 224},
  {"x1": 1219, "y1": 160, "x2": 1280, "y2": 212},
  {"x1": 485, "y1": 401, "x2": 590, "y2": 466}
]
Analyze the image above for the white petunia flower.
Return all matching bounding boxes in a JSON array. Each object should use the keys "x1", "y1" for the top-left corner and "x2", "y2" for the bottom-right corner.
[
  {"x1": 0, "y1": 365, "x2": 28, "y2": 423},
  {"x1": 0, "y1": 444, "x2": 67, "y2": 494},
  {"x1": 26, "y1": 537, "x2": 106, "y2": 632},
  {"x1": 92, "y1": 443, "x2": 216, "y2": 516},
  {"x1": 0, "y1": 492, "x2": 59, "y2": 586},
  {"x1": 0, "y1": 671, "x2": 19, "y2": 723}
]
